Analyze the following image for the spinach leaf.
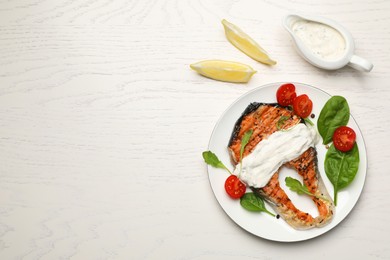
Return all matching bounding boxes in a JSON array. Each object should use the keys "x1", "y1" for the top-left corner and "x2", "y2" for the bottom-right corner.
[
  {"x1": 325, "y1": 143, "x2": 360, "y2": 205},
  {"x1": 240, "y1": 192, "x2": 275, "y2": 217},
  {"x1": 285, "y1": 177, "x2": 328, "y2": 201},
  {"x1": 317, "y1": 96, "x2": 350, "y2": 144},
  {"x1": 202, "y1": 151, "x2": 232, "y2": 174}
]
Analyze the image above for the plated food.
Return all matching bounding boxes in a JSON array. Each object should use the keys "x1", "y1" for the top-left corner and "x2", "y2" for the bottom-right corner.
[
  {"x1": 228, "y1": 102, "x2": 334, "y2": 229},
  {"x1": 205, "y1": 83, "x2": 367, "y2": 241}
]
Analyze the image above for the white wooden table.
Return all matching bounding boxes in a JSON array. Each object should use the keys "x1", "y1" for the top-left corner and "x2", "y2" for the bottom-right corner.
[{"x1": 1, "y1": 0, "x2": 389, "y2": 259}]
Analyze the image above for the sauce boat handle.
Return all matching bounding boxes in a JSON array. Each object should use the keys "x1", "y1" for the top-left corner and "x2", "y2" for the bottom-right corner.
[{"x1": 348, "y1": 55, "x2": 373, "y2": 72}]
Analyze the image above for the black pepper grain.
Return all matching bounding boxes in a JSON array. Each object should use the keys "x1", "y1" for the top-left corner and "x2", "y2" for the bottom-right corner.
[
  {"x1": 310, "y1": 113, "x2": 315, "y2": 118},
  {"x1": 276, "y1": 214, "x2": 280, "y2": 219}
]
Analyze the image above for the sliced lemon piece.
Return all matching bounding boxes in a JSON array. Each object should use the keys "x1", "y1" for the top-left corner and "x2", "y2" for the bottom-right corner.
[
  {"x1": 222, "y1": 19, "x2": 277, "y2": 65},
  {"x1": 190, "y1": 60, "x2": 256, "y2": 83}
]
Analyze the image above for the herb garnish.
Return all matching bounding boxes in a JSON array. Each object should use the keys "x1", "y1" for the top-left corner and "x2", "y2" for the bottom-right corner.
[
  {"x1": 317, "y1": 95, "x2": 360, "y2": 205},
  {"x1": 202, "y1": 151, "x2": 232, "y2": 174},
  {"x1": 325, "y1": 143, "x2": 359, "y2": 205},
  {"x1": 202, "y1": 129, "x2": 252, "y2": 176},
  {"x1": 240, "y1": 192, "x2": 275, "y2": 217},
  {"x1": 285, "y1": 177, "x2": 328, "y2": 201},
  {"x1": 276, "y1": 116, "x2": 290, "y2": 130},
  {"x1": 240, "y1": 129, "x2": 253, "y2": 159},
  {"x1": 304, "y1": 117, "x2": 314, "y2": 126},
  {"x1": 317, "y1": 96, "x2": 350, "y2": 144},
  {"x1": 239, "y1": 129, "x2": 253, "y2": 175}
]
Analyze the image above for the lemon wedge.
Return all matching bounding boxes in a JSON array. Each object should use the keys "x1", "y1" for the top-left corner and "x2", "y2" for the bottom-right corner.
[
  {"x1": 222, "y1": 19, "x2": 277, "y2": 65},
  {"x1": 190, "y1": 60, "x2": 256, "y2": 83}
]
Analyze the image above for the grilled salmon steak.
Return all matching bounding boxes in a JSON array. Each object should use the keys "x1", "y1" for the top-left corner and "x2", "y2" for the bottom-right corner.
[{"x1": 228, "y1": 103, "x2": 334, "y2": 229}]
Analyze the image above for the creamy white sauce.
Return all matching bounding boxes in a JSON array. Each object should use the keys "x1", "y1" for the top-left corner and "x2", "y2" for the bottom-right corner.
[
  {"x1": 292, "y1": 20, "x2": 346, "y2": 61},
  {"x1": 234, "y1": 123, "x2": 319, "y2": 188}
]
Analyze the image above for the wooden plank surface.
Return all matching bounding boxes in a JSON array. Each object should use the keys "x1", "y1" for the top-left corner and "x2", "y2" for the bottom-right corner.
[{"x1": 0, "y1": 0, "x2": 389, "y2": 259}]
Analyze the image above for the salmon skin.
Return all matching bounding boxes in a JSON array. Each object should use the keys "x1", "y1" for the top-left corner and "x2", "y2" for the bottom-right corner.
[{"x1": 228, "y1": 102, "x2": 334, "y2": 229}]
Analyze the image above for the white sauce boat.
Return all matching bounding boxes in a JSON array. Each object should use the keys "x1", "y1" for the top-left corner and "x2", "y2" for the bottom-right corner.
[{"x1": 283, "y1": 14, "x2": 373, "y2": 72}]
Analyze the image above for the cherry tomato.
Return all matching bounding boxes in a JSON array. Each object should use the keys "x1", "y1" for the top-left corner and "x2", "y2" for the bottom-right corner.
[
  {"x1": 333, "y1": 126, "x2": 356, "y2": 152},
  {"x1": 276, "y1": 83, "x2": 297, "y2": 106},
  {"x1": 293, "y1": 94, "x2": 313, "y2": 118},
  {"x1": 225, "y1": 175, "x2": 246, "y2": 199}
]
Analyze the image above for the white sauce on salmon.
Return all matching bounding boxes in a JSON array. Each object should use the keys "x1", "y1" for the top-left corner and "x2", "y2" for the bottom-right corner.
[
  {"x1": 233, "y1": 123, "x2": 319, "y2": 188},
  {"x1": 292, "y1": 20, "x2": 346, "y2": 61}
]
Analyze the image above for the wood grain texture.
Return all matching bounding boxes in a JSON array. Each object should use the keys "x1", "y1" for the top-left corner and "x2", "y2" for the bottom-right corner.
[{"x1": 0, "y1": 0, "x2": 390, "y2": 259}]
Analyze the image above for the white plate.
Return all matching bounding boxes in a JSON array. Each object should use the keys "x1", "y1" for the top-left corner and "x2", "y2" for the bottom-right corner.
[{"x1": 207, "y1": 82, "x2": 367, "y2": 242}]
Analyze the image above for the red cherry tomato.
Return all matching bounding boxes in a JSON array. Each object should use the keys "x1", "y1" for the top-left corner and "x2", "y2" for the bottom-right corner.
[
  {"x1": 333, "y1": 126, "x2": 356, "y2": 152},
  {"x1": 276, "y1": 83, "x2": 297, "y2": 106},
  {"x1": 293, "y1": 94, "x2": 313, "y2": 118},
  {"x1": 225, "y1": 175, "x2": 246, "y2": 199}
]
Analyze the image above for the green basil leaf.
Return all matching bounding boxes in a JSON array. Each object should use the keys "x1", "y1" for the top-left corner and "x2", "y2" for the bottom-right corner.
[
  {"x1": 202, "y1": 151, "x2": 232, "y2": 174},
  {"x1": 325, "y1": 143, "x2": 360, "y2": 205},
  {"x1": 317, "y1": 96, "x2": 350, "y2": 144},
  {"x1": 240, "y1": 192, "x2": 275, "y2": 217}
]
